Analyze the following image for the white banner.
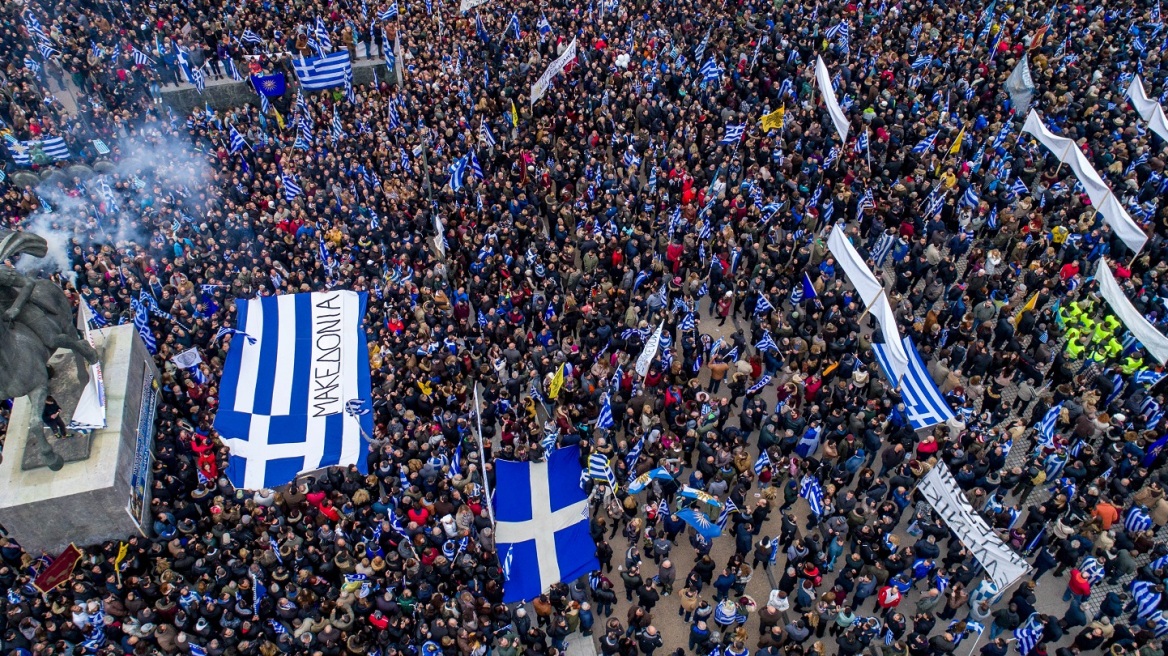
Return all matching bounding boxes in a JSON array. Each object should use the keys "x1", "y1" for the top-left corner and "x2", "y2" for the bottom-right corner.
[
  {"x1": 826, "y1": 226, "x2": 909, "y2": 379},
  {"x1": 1096, "y1": 260, "x2": 1168, "y2": 364},
  {"x1": 1021, "y1": 110, "x2": 1147, "y2": 255},
  {"x1": 635, "y1": 321, "x2": 664, "y2": 377},
  {"x1": 459, "y1": 0, "x2": 491, "y2": 12},
  {"x1": 1127, "y1": 75, "x2": 1168, "y2": 144},
  {"x1": 531, "y1": 38, "x2": 578, "y2": 106},
  {"x1": 918, "y1": 463, "x2": 1031, "y2": 591},
  {"x1": 171, "y1": 348, "x2": 203, "y2": 370},
  {"x1": 814, "y1": 56, "x2": 849, "y2": 143},
  {"x1": 69, "y1": 303, "x2": 107, "y2": 430}
]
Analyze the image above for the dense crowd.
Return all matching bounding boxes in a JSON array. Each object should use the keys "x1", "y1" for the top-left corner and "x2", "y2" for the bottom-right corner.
[{"x1": 2, "y1": 0, "x2": 1168, "y2": 655}]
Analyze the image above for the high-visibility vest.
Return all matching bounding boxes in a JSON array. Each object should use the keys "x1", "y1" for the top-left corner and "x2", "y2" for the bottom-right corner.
[
  {"x1": 1122, "y1": 356, "x2": 1144, "y2": 375},
  {"x1": 1092, "y1": 322, "x2": 1112, "y2": 344},
  {"x1": 1105, "y1": 337, "x2": 1123, "y2": 359}
]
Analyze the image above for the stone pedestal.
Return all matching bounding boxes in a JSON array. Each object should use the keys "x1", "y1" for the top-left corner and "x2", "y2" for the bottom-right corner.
[{"x1": 0, "y1": 325, "x2": 160, "y2": 554}]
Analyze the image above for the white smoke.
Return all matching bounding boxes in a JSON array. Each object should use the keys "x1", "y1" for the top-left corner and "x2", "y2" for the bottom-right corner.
[{"x1": 15, "y1": 123, "x2": 212, "y2": 287}]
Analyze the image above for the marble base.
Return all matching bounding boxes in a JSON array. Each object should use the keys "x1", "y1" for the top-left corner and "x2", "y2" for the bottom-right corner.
[{"x1": 0, "y1": 326, "x2": 160, "y2": 554}]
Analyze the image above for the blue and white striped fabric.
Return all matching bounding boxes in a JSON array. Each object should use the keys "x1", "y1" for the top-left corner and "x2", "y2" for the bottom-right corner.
[
  {"x1": 6, "y1": 136, "x2": 71, "y2": 165},
  {"x1": 871, "y1": 233, "x2": 896, "y2": 267},
  {"x1": 1135, "y1": 369, "x2": 1166, "y2": 386},
  {"x1": 1125, "y1": 506, "x2": 1154, "y2": 533},
  {"x1": 1079, "y1": 557, "x2": 1105, "y2": 584},
  {"x1": 1133, "y1": 580, "x2": 1163, "y2": 621},
  {"x1": 587, "y1": 451, "x2": 617, "y2": 488},
  {"x1": 715, "y1": 498, "x2": 739, "y2": 529},
  {"x1": 871, "y1": 335, "x2": 954, "y2": 430},
  {"x1": 129, "y1": 298, "x2": 157, "y2": 354},
  {"x1": 293, "y1": 51, "x2": 353, "y2": 90},
  {"x1": 1013, "y1": 613, "x2": 1044, "y2": 656},
  {"x1": 213, "y1": 292, "x2": 373, "y2": 489},
  {"x1": 596, "y1": 393, "x2": 615, "y2": 430},
  {"x1": 799, "y1": 475, "x2": 825, "y2": 516},
  {"x1": 720, "y1": 123, "x2": 745, "y2": 144},
  {"x1": 754, "y1": 450, "x2": 771, "y2": 475},
  {"x1": 1037, "y1": 403, "x2": 1061, "y2": 448},
  {"x1": 495, "y1": 445, "x2": 599, "y2": 602}
]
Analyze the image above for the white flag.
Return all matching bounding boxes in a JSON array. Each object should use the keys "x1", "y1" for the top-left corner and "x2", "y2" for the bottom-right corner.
[
  {"x1": 814, "y1": 56, "x2": 849, "y2": 143},
  {"x1": 635, "y1": 321, "x2": 664, "y2": 377},
  {"x1": 1004, "y1": 54, "x2": 1035, "y2": 117}
]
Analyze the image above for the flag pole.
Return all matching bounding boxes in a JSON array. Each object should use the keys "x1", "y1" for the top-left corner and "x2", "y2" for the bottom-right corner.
[
  {"x1": 865, "y1": 126, "x2": 872, "y2": 175},
  {"x1": 473, "y1": 384, "x2": 495, "y2": 525},
  {"x1": 857, "y1": 287, "x2": 888, "y2": 323}
]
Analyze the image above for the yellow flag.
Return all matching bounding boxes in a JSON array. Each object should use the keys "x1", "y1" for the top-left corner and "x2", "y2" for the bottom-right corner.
[
  {"x1": 115, "y1": 542, "x2": 128, "y2": 566},
  {"x1": 948, "y1": 127, "x2": 965, "y2": 155},
  {"x1": 1014, "y1": 292, "x2": 1039, "y2": 327},
  {"x1": 510, "y1": 100, "x2": 519, "y2": 127},
  {"x1": 273, "y1": 106, "x2": 285, "y2": 130},
  {"x1": 760, "y1": 106, "x2": 786, "y2": 132},
  {"x1": 548, "y1": 363, "x2": 565, "y2": 399}
]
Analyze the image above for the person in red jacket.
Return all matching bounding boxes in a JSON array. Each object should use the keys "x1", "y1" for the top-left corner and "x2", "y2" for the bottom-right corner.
[
  {"x1": 1064, "y1": 568, "x2": 1091, "y2": 603},
  {"x1": 876, "y1": 584, "x2": 902, "y2": 613}
]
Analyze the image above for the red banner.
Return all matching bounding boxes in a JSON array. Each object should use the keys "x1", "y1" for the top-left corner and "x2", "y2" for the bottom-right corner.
[{"x1": 32, "y1": 544, "x2": 82, "y2": 594}]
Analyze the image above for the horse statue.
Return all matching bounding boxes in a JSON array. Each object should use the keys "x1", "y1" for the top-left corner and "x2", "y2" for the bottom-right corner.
[{"x1": 0, "y1": 231, "x2": 99, "y2": 471}]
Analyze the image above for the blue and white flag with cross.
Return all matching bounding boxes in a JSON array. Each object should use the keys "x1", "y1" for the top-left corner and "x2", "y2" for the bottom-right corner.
[
  {"x1": 214, "y1": 291, "x2": 374, "y2": 489},
  {"x1": 494, "y1": 445, "x2": 599, "y2": 603}
]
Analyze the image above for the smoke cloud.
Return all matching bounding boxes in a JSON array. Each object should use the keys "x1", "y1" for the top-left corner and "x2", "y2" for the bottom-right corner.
[{"x1": 14, "y1": 122, "x2": 212, "y2": 287}]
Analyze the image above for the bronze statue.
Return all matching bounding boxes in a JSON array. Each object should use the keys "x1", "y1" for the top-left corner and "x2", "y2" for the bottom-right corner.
[{"x1": 0, "y1": 231, "x2": 99, "y2": 471}]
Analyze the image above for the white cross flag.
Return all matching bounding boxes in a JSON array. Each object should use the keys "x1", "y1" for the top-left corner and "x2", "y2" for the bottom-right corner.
[{"x1": 494, "y1": 445, "x2": 599, "y2": 602}]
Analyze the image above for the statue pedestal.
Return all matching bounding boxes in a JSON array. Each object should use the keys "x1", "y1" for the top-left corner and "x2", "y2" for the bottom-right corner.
[{"x1": 0, "y1": 325, "x2": 160, "y2": 554}]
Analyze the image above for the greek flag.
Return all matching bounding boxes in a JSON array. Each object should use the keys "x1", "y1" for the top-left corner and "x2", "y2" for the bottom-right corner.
[
  {"x1": 129, "y1": 298, "x2": 157, "y2": 354},
  {"x1": 1037, "y1": 403, "x2": 1061, "y2": 449},
  {"x1": 229, "y1": 125, "x2": 249, "y2": 153},
  {"x1": 624, "y1": 438, "x2": 644, "y2": 482},
  {"x1": 912, "y1": 54, "x2": 933, "y2": 69},
  {"x1": 1013, "y1": 614, "x2": 1044, "y2": 655},
  {"x1": 756, "y1": 330, "x2": 778, "y2": 352},
  {"x1": 380, "y1": 2, "x2": 398, "y2": 20},
  {"x1": 281, "y1": 172, "x2": 303, "y2": 200},
  {"x1": 871, "y1": 336, "x2": 953, "y2": 429},
  {"x1": 1079, "y1": 557, "x2": 1105, "y2": 584},
  {"x1": 495, "y1": 445, "x2": 599, "y2": 602},
  {"x1": 700, "y1": 56, "x2": 722, "y2": 83},
  {"x1": 855, "y1": 130, "x2": 869, "y2": 153},
  {"x1": 716, "y1": 498, "x2": 740, "y2": 529},
  {"x1": 753, "y1": 450, "x2": 771, "y2": 475},
  {"x1": 799, "y1": 475, "x2": 825, "y2": 516},
  {"x1": 1011, "y1": 178, "x2": 1029, "y2": 196},
  {"x1": 871, "y1": 233, "x2": 896, "y2": 266},
  {"x1": 480, "y1": 118, "x2": 497, "y2": 147},
  {"x1": 755, "y1": 294, "x2": 775, "y2": 315},
  {"x1": 911, "y1": 131, "x2": 938, "y2": 154},
  {"x1": 796, "y1": 425, "x2": 822, "y2": 459},
  {"x1": 7, "y1": 136, "x2": 71, "y2": 165},
  {"x1": 190, "y1": 67, "x2": 206, "y2": 92},
  {"x1": 1133, "y1": 580, "x2": 1162, "y2": 621},
  {"x1": 588, "y1": 451, "x2": 617, "y2": 488},
  {"x1": 449, "y1": 155, "x2": 469, "y2": 191},
  {"x1": 82, "y1": 604, "x2": 107, "y2": 650},
  {"x1": 213, "y1": 292, "x2": 374, "y2": 489},
  {"x1": 720, "y1": 123, "x2": 745, "y2": 144},
  {"x1": 1126, "y1": 506, "x2": 1154, "y2": 533},
  {"x1": 1136, "y1": 369, "x2": 1166, "y2": 386},
  {"x1": 596, "y1": 393, "x2": 615, "y2": 430},
  {"x1": 293, "y1": 51, "x2": 353, "y2": 90},
  {"x1": 959, "y1": 186, "x2": 979, "y2": 209}
]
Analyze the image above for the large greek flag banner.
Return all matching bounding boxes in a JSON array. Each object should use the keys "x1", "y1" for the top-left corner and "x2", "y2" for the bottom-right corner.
[
  {"x1": 495, "y1": 445, "x2": 599, "y2": 603},
  {"x1": 293, "y1": 51, "x2": 352, "y2": 90},
  {"x1": 214, "y1": 292, "x2": 373, "y2": 489},
  {"x1": 872, "y1": 335, "x2": 954, "y2": 430}
]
